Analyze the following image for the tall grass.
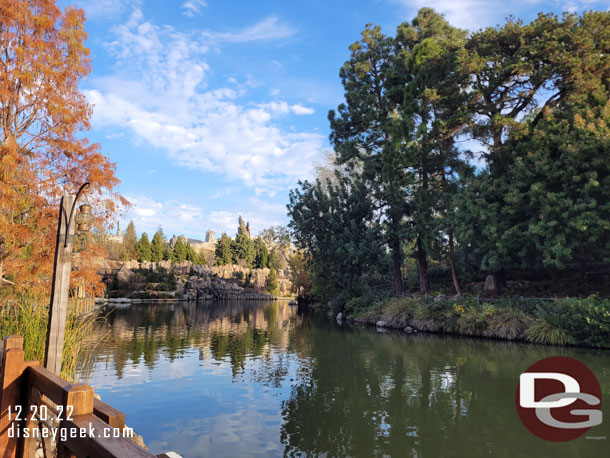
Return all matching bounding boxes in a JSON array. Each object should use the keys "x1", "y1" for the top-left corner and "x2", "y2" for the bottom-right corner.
[
  {"x1": 352, "y1": 294, "x2": 610, "y2": 348},
  {"x1": 0, "y1": 294, "x2": 104, "y2": 381}
]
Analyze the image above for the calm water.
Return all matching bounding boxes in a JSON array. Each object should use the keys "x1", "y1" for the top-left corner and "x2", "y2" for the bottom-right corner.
[{"x1": 87, "y1": 300, "x2": 609, "y2": 457}]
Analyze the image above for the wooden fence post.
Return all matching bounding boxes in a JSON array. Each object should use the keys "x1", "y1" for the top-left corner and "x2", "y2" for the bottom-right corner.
[
  {"x1": 45, "y1": 194, "x2": 76, "y2": 376},
  {"x1": 0, "y1": 336, "x2": 25, "y2": 458}
]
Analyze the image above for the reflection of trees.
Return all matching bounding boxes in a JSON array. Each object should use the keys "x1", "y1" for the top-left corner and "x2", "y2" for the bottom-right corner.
[
  {"x1": 280, "y1": 320, "x2": 609, "y2": 457},
  {"x1": 92, "y1": 301, "x2": 302, "y2": 379}
]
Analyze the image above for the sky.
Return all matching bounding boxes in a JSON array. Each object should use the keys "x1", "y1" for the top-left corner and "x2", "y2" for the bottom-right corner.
[{"x1": 59, "y1": 0, "x2": 609, "y2": 240}]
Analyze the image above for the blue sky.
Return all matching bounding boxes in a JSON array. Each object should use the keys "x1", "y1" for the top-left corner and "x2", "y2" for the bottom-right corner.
[{"x1": 60, "y1": 0, "x2": 609, "y2": 240}]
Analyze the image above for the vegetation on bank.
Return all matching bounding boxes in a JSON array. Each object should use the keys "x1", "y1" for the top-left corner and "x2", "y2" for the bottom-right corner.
[
  {"x1": 287, "y1": 8, "x2": 610, "y2": 327},
  {"x1": 0, "y1": 294, "x2": 103, "y2": 380},
  {"x1": 348, "y1": 295, "x2": 610, "y2": 348}
]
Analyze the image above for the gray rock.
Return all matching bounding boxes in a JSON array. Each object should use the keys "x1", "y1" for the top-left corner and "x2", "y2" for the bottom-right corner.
[
  {"x1": 336, "y1": 312, "x2": 343, "y2": 321},
  {"x1": 484, "y1": 275, "x2": 495, "y2": 291},
  {"x1": 376, "y1": 320, "x2": 387, "y2": 328},
  {"x1": 404, "y1": 326, "x2": 414, "y2": 333}
]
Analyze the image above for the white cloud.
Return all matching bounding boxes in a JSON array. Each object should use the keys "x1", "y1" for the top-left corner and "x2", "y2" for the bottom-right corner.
[
  {"x1": 208, "y1": 198, "x2": 286, "y2": 235},
  {"x1": 88, "y1": 8, "x2": 322, "y2": 194},
  {"x1": 71, "y1": 0, "x2": 129, "y2": 19},
  {"x1": 216, "y1": 17, "x2": 297, "y2": 43},
  {"x1": 182, "y1": 0, "x2": 207, "y2": 17},
  {"x1": 291, "y1": 104, "x2": 314, "y2": 115},
  {"x1": 394, "y1": 0, "x2": 608, "y2": 30},
  {"x1": 123, "y1": 195, "x2": 206, "y2": 237}
]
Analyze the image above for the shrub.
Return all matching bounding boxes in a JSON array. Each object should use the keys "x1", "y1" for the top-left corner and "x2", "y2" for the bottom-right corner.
[
  {"x1": 526, "y1": 319, "x2": 575, "y2": 346},
  {"x1": 485, "y1": 307, "x2": 530, "y2": 340}
]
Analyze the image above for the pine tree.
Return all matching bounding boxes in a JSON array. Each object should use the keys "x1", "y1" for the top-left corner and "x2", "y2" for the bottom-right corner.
[
  {"x1": 151, "y1": 227, "x2": 165, "y2": 262},
  {"x1": 136, "y1": 233, "x2": 152, "y2": 262},
  {"x1": 185, "y1": 242, "x2": 196, "y2": 263},
  {"x1": 173, "y1": 237, "x2": 187, "y2": 262},
  {"x1": 215, "y1": 233, "x2": 234, "y2": 265},
  {"x1": 265, "y1": 269, "x2": 279, "y2": 295},
  {"x1": 253, "y1": 238, "x2": 269, "y2": 269},
  {"x1": 232, "y1": 233, "x2": 255, "y2": 267},
  {"x1": 121, "y1": 221, "x2": 137, "y2": 260}
]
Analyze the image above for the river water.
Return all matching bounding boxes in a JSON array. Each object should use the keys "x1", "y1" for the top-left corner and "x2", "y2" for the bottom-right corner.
[{"x1": 86, "y1": 300, "x2": 609, "y2": 457}]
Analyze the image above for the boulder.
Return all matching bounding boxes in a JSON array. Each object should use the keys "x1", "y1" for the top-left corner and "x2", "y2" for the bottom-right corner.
[
  {"x1": 484, "y1": 275, "x2": 495, "y2": 291},
  {"x1": 376, "y1": 320, "x2": 387, "y2": 328},
  {"x1": 336, "y1": 312, "x2": 343, "y2": 321},
  {"x1": 404, "y1": 326, "x2": 414, "y2": 333}
]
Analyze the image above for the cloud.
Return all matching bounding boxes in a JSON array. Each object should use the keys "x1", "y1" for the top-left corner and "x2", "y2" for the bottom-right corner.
[
  {"x1": 70, "y1": 0, "x2": 129, "y2": 19},
  {"x1": 291, "y1": 104, "x2": 315, "y2": 115},
  {"x1": 208, "y1": 198, "x2": 287, "y2": 235},
  {"x1": 393, "y1": 0, "x2": 608, "y2": 30},
  {"x1": 181, "y1": 0, "x2": 206, "y2": 17},
  {"x1": 216, "y1": 16, "x2": 297, "y2": 43},
  {"x1": 123, "y1": 195, "x2": 206, "y2": 237},
  {"x1": 87, "y1": 8, "x2": 322, "y2": 194}
]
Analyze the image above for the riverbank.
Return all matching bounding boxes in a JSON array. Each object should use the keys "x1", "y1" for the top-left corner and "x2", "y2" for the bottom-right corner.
[{"x1": 328, "y1": 294, "x2": 610, "y2": 349}]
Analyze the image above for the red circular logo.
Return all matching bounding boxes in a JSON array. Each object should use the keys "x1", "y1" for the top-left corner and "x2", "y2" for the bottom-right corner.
[{"x1": 515, "y1": 356, "x2": 602, "y2": 441}]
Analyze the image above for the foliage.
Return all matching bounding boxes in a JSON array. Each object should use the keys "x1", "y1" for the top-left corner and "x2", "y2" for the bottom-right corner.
[
  {"x1": 173, "y1": 236, "x2": 187, "y2": 262},
  {"x1": 0, "y1": 0, "x2": 123, "y2": 298},
  {"x1": 232, "y1": 233, "x2": 255, "y2": 267},
  {"x1": 288, "y1": 251, "x2": 312, "y2": 299},
  {"x1": 288, "y1": 173, "x2": 383, "y2": 293},
  {"x1": 253, "y1": 237, "x2": 269, "y2": 269},
  {"x1": 136, "y1": 232, "x2": 152, "y2": 262},
  {"x1": 265, "y1": 269, "x2": 279, "y2": 296},
  {"x1": 351, "y1": 294, "x2": 609, "y2": 348},
  {"x1": 121, "y1": 221, "x2": 137, "y2": 261},
  {"x1": 0, "y1": 294, "x2": 103, "y2": 381},
  {"x1": 215, "y1": 233, "x2": 234, "y2": 266},
  {"x1": 289, "y1": 7, "x2": 610, "y2": 302},
  {"x1": 151, "y1": 228, "x2": 165, "y2": 262}
]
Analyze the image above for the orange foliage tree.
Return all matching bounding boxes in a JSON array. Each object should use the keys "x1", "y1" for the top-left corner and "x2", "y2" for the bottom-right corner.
[{"x1": 0, "y1": 0, "x2": 124, "y2": 298}]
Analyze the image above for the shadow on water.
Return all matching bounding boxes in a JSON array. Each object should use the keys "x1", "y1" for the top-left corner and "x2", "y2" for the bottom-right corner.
[{"x1": 87, "y1": 301, "x2": 609, "y2": 457}]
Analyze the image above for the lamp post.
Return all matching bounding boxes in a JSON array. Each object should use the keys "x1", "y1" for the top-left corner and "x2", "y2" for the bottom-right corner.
[{"x1": 44, "y1": 182, "x2": 92, "y2": 376}]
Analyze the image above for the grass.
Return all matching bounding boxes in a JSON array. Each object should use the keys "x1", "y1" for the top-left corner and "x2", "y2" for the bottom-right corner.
[
  {"x1": 348, "y1": 294, "x2": 610, "y2": 348},
  {"x1": 0, "y1": 293, "x2": 105, "y2": 381}
]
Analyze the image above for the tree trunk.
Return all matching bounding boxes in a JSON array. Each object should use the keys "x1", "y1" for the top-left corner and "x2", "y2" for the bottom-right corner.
[
  {"x1": 493, "y1": 270, "x2": 507, "y2": 293},
  {"x1": 449, "y1": 233, "x2": 461, "y2": 296},
  {"x1": 417, "y1": 236, "x2": 430, "y2": 293},
  {"x1": 391, "y1": 238, "x2": 405, "y2": 295}
]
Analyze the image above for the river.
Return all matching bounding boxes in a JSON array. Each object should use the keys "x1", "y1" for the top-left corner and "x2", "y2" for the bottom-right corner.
[{"x1": 85, "y1": 300, "x2": 609, "y2": 457}]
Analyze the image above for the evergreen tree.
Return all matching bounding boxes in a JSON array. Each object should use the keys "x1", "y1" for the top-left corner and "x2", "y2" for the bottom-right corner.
[
  {"x1": 163, "y1": 244, "x2": 174, "y2": 262},
  {"x1": 215, "y1": 233, "x2": 234, "y2": 265},
  {"x1": 232, "y1": 233, "x2": 255, "y2": 267},
  {"x1": 185, "y1": 242, "x2": 197, "y2": 263},
  {"x1": 136, "y1": 233, "x2": 152, "y2": 262},
  {"x1": 265, "y1": 269, "x2": 279, "y2": 296},
  {"x1": 121, "y1": 221, "x2": 137, "y2": 260},
  {"x1": 253, "y1": 238, "x2": 269, "y2": 269},
  {"x1": 151, "y1": 227, "x2": 165, "y2": 262},
  {"x1": 173, "y1": 236, "x2": 187, "y2": 262}
]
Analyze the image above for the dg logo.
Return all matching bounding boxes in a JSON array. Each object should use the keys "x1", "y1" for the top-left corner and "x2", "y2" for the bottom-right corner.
[{"x1": 516, "y1": 356, "x2": 603, "y2": 441}]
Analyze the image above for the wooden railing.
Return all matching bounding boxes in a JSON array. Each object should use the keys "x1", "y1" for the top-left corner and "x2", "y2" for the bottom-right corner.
[{"x1": 0, "y1": 335, "x2": 156, "y2": 458}]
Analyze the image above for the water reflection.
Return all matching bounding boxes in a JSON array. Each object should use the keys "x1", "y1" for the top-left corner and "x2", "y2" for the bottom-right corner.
[{"x1": 87, "y1": 301, "x2": 609, "y2": 457}]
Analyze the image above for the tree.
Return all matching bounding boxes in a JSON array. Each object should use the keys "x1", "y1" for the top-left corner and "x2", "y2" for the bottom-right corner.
[
  {"x1": 185, "y1": 241, "x2": 197, "y2": 263},
  {"x1": 265, "y1": 269, "x2": 279, "y2": 296},
  {"x1": 215, "y1": 233, "x2": 234, "y2": 265},
  {"x1": 259, "y1": 226, "x2": 291, "y2": 248},
  {"x1": 253, "y1": 238, "x2": 269, "y2": 269},
  {"x1": 329, "y1": 23, "x2": 408, "y2": 294},
  {"x1": 0, "y1": 0, "x2": 122, "y2": 295},
  {"x1": 173, "y1": 236, "x2": 187, "y2": 262},
  {"x1": 121, "y1": 221, "x2": 137, "y2": 261},
  {"x1": 288, "y1": 252, "x2": 312, "y2": 299},
  {"x1": 232, "y1": 233, "x2": 255, "y2": 267},
  {"x1": 288, "y1": 174, "x2": 383, "y2": 294},
  {"x1": 136, "y1": 233, "x2": 152, "y2": 262},
  {"x1": 151, "y1": 227, "x2": 165, "y2": 262}
]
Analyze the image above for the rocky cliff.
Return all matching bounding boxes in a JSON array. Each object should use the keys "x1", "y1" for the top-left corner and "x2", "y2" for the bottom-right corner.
[{"x1": 97, "y1": 259, "x2": 293, "y2": 301}]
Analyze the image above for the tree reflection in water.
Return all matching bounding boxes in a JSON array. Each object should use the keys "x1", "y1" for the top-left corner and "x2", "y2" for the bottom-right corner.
[{"x1": 89, "y1": 301, "x2": 608, "y2": 458}]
